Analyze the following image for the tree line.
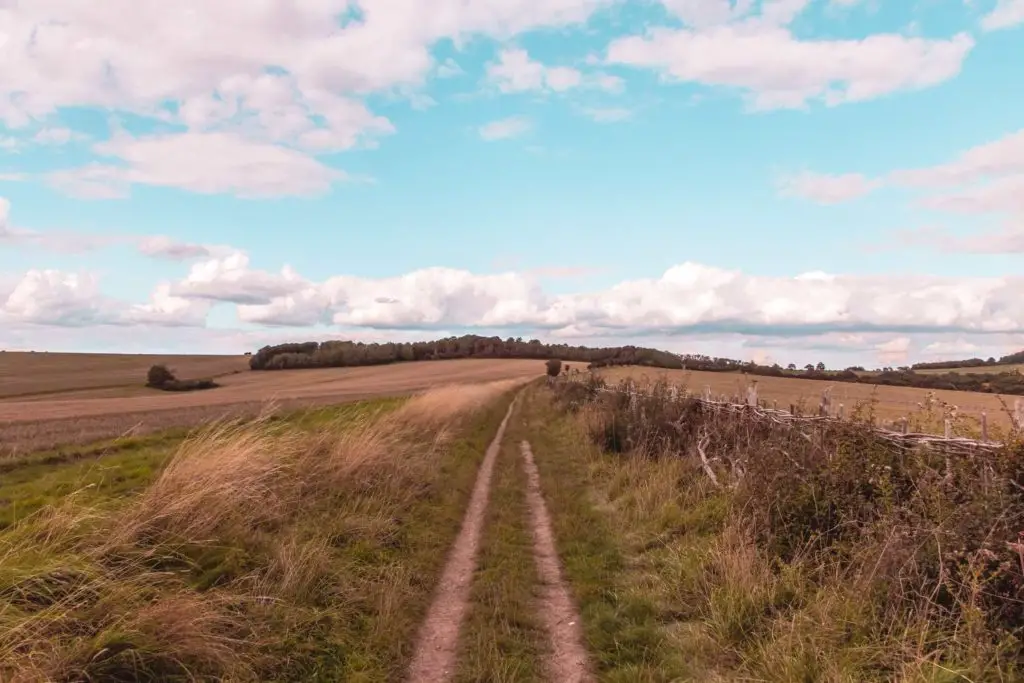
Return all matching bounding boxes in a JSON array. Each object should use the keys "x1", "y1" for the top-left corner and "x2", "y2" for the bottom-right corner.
[
  {"x1": 248, "y1": 338, "x2": 1024, "y2": 397},
  {"x1": 248, "y1": 335, "x2": 685, "y2": 371},
  {"x1": 911, "y1": 349, "x2": 1024, "y2": 370}
]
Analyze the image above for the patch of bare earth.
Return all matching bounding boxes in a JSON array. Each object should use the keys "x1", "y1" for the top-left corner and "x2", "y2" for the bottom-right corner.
[
  {"x1": 520, "y1": 439, "x2": 593, "y2": 682},
  {"x1": 407, "y1": 394, "x2": 521, "y2": 683}
]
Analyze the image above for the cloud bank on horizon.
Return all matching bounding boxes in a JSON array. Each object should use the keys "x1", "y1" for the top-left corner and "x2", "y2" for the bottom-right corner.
[{"x1": 0, "y1": 0, "x2": 1021, "y2": 368}]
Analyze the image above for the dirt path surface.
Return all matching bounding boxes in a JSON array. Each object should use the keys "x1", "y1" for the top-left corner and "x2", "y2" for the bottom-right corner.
[
  {"x1": 520, "y1": 440, "x2": 593, "y2": 683},
  {"x1": 407, "y1": 394, "x2": 520, "y2": 683}
]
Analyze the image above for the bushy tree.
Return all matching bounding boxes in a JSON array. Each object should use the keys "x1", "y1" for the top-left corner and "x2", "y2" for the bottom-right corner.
[
  {"x1": 146, "y1": 364, "x2": 176, "y2": 387},
  {"x1": 546, "y1": 359, "x2": 562, "y2": 377}
]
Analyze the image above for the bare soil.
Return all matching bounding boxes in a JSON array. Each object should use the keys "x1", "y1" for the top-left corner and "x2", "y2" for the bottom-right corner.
[
  {"x1": 407, "y1": 394, "x2": 520, "y2": 683},
  {"x1": 520, "y1": 440, "x2": 592, "y2": 683},
  {"x1": 0, "y1": 359, "x2": 549, "y2": 454}
]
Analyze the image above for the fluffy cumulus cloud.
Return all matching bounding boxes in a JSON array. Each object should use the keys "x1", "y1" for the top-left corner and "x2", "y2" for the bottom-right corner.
[
  {"x1": 0, "y1": 0, "x2": 619, "y2": 196},
  {"x1": 4, "y1": 254, "x2": 1022, "y2": 343}
]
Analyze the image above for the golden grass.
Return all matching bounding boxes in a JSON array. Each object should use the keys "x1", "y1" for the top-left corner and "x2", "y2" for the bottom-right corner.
[
  {"x1": 599, "y1": 365, "x2": 1018, "y2": 429},
  {"x1": 0, "y1": 379, "x2": 523, "y2": 682}
]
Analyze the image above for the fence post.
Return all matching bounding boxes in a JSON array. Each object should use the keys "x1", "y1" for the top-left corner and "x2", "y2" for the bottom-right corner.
[
  {"x1": 837, "y1": 403, "x2": 845, "y2": 420},
  {"x1": 901, "y1": 417, "x2": 909, "y2": 434},
  {"x1": 944, "y1": 419, "x2": 951, "y2": 439},
  {"x1": 746, "y1": 384, "x2": 758, "y2": 408},
  {"x1": 1015, "y1": 399, "x2": 1024, "y2": 430},
  {"x1": 981, "y1": 412, "x2": 989, "y2": 442}
]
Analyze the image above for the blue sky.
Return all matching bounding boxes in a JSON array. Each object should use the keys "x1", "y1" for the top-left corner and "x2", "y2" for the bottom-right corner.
[{"x1": 0, "y1": 0, "x2": 1021, "y2": 368}]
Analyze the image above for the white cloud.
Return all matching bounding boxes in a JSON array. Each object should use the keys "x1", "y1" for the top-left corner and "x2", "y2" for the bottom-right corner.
[
  {"x1": 171, "y1": 252, "x2": 310, "y2": 305},
  {"x1": 145, "y1": 258, "x2": 1024, "y2": 335},
  {"x1": 1, "y1": 270, "x2": 117, "y2": 326},
  {"x1": 49, "y1": 132, "x2": 346, "y2": 198},
  {"x1": 0, "y1": 196, "x2": 118, "y2": 251},
  {"x1": 4, "y1": 259, "x2": 1024, "y2": 365},
  {"x1": 136, "y1": 235, "x2": 233, "y2": 261},
  {"x1": 0, "y1": 0, "x2": 612, "y2": 127},
  {"x1": 606, "y1": 8, "x2": 973, "y2": 110},
  {"x1": 876, "y1": 336, "x2": 911, "y2": 364},
  {"x1": 921, "y1": 338, "x2": 981, "y2": 356},
  {"x1": 485, "y1": 48, "x2": 621, "y2": 95},
  {"x1": 889, "y1": 129, "x2": 1024, "y2": 188},
  {"x1": 1, "y1": 0, "x2": 614, "y2": 195},
  {"x1": 125, "y1": 284, "x2": 212, "y2": 327},
  {"x1": 892, "y1": 225, "x2": 1024, "y2": 254},
  {"x1": 777, "y1": 171, "x2": 881, "y2": 203},
  {"x1": 981, "y1": 0, "x2": 1024, "y2": 30},
  {"x1": 479, "y1": 116, "x2": 532, "y2": 140},
  {"x1": 436, "y1": 58, "x2": 465, "y2": 78}
]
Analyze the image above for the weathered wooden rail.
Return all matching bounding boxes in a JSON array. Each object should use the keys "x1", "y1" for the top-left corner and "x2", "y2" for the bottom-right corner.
[{"x1": 560, "y1": 375, "x2": 1021, "y2": 456}]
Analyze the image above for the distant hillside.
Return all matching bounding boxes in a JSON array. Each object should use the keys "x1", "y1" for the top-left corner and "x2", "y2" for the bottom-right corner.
[
  {"x1": 912, "y1": 350, "x2": 1024, "y2": 371},
  {"x1": 249, "y1": 335, "x2": 685, "y2": 371}
]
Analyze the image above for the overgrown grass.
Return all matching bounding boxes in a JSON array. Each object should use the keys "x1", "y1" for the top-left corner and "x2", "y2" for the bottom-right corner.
[
  {"x1": 539, "y1": 378, "x2": 1024, "y2": 681},
  {"x1": 0, "y1": 380, "x2": 523, "y2": 682},
  {"x1": 455, "y1": 415, "x2": 546, "y2": 683},
  {"x1": 513, "y1": 387, "x2": 692, "y2": 682},
  {"x1": 0, "y1": 399, "x2": 405, "y2": 531}
]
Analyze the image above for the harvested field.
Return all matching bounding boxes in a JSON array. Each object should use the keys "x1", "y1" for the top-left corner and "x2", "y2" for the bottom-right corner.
[
  {"x1": 597, "y1": 365, "x2": 1018, "y2": 430},
  {"x1": 915, "y1": 363, "x2": 1024, "y2": 375},
  {"x1": 0, "y1": 359, "x2": 550, "y2": 454},
  {"x1": 0, "y1": 351, "x2": 250, "y2": 399}
]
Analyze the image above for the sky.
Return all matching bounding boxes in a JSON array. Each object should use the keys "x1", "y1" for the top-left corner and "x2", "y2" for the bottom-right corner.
[{"x1": 0, "y1": 0, "x2": 1022, "y2": 369}]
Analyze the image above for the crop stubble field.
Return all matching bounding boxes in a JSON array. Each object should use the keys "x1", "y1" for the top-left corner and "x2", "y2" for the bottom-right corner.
[
  {"x1": 0, "y1": 354, "x2": 554, "y2": 455},
  {"x1": 598, "y1": 365, "x2": 1018, "y2": 430},
  {"x1": 1, "y1": 352, "x2": 1018, "y2": 455}
]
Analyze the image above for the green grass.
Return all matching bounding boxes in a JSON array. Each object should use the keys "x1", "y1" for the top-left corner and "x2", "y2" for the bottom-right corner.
[
  {"x1": 455, "y1": 412, "x2": 547, "y2": 683},
  {"x1": 0, "y1": 391, "x2": 517, "y2": 682},
  {"x1": 512, "y1": 387, "x2": 693, "y2": 682},
  {"x1": 0, "y1": 398, "x2": 406, "y2": 530}
]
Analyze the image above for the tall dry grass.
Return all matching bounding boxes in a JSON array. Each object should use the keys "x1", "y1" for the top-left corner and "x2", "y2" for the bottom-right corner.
[
  {"x1": 0, "y1": 379, "x2": 522, "y2": 682},
  {"x1": 552, "y1": 377, "x2": 1024, "y2": 680}
]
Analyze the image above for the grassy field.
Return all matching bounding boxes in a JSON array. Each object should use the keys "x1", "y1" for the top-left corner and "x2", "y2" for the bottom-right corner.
[
  {"x1": 0, "y1": 358, "x2": 555, "y2": 455},
  {"x1": 4, "y1": 358, "x2": 1022, "y2": 681},
  {"x1": 598, "y1": 365, "x2": 1019, "y2": 431},
  {"x1": 0, "y1": 379, "x2": 527, "y2": 681}
]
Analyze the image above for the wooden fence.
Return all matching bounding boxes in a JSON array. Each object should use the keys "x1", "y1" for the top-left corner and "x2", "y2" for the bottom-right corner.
[{"x1": 561, "y1": 375, "x2": 1022, "y2": 456}]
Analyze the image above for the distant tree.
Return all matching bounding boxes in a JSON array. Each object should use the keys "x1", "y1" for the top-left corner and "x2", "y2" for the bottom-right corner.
[
  {"x1": 546, "y1": 359, "x2": 562, "y2": 377},
  {"x1": 815, "y1": 361, "x2": 826, "y2": 372},
  {"x1": 147, "y1": 364, "x2": 176, "y2": 388},
  {"x1": 804, "y1": 364, "x2": 814, "y2": 372},
  {"x1": 787, "y1": 363, "x2": 796, "y2": 370}
]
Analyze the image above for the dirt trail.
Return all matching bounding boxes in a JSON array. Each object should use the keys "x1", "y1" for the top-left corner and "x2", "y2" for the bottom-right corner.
[
  {"x1": 520, "y1": 440, "x2": 593, "y2": 682},
  {"x1": 407, "y1": 395, "x2": 520, "y2": 683}
]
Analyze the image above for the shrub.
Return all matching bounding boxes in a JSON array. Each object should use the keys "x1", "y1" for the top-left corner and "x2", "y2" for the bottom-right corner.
[
  {"x1": 146, "y1": 364, "x2": 176, "y2": 388},
  {"x1": 146, "y1": 364, "x2": 219, "y2": 392},
  {"x1": 545, "y1": 359, "x2": 562, "y2": 377}
]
